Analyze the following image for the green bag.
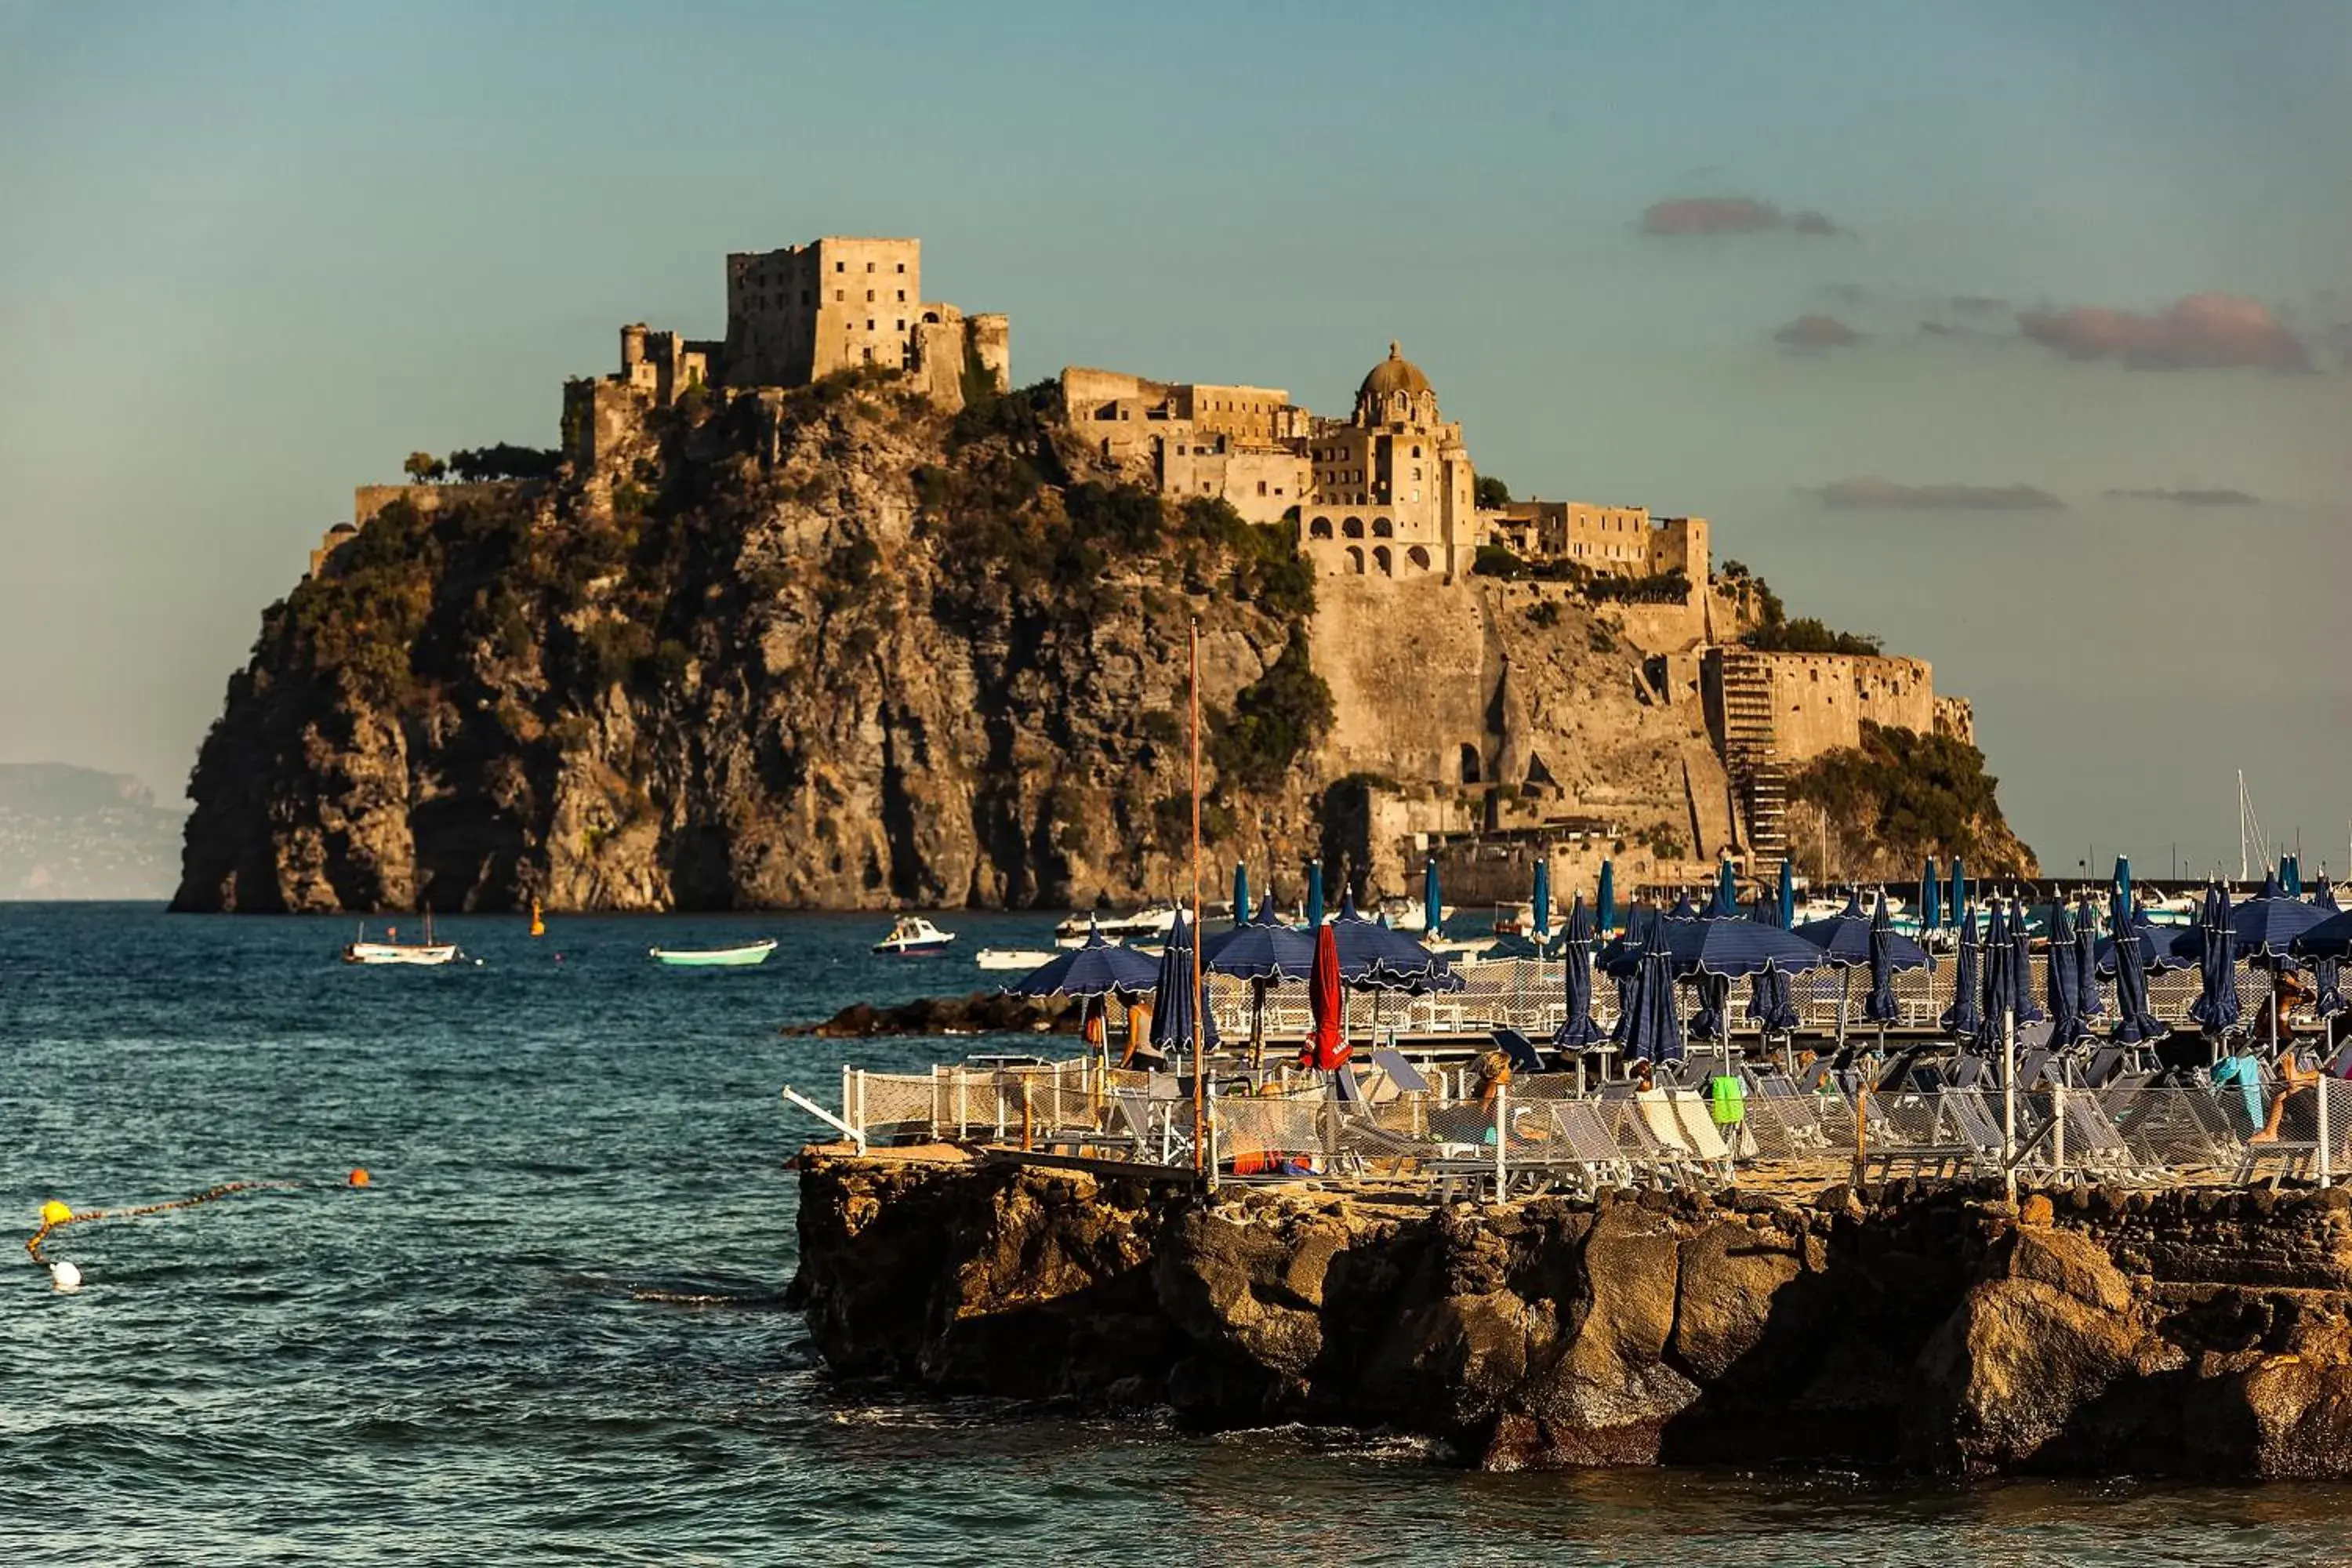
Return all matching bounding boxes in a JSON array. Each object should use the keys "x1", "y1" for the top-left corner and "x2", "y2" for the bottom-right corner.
[{"x1": 1708, "y1": 1074, "x2": 1746, "y2": 1126}]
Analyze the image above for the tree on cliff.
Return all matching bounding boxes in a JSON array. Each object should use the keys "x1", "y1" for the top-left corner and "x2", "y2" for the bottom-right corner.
[
  {"x1": 402, "y1": 452, "x2": 446, "y2": 485},
  {"x1": 1475, "y1": 475, "x2": 1512, "y2": 509},
  {"x1": 1790, "y1": 721, "x2": 2033, "y2": 877}
]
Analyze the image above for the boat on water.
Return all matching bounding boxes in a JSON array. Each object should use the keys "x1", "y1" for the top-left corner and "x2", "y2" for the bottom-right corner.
[
  {"x1": 974, "y1": 946, "x2": 1056, "y2": 971},
  {"x1": 874, "y1": 916, "x2": 956, "y2": 955},
  {"x1": 344, "y1": 916, "x2": 459, "y2": 967},
  {"x1": 649, "y1": 938, "x2": 777, "y2": 967},
  {"x1": 1052, "y1": 905, "x2": 1187, "y2": 949}
]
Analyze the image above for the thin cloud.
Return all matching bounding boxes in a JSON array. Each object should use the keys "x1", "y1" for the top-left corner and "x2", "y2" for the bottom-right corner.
[
  {"x1": 1774, "y1": 314, "x2": 1864, "y2": 352},
  {"x1": 1816, "y1": 477, "x2": 2066, "y2": 512},
  {"x1": 2105, "y1": 487, "x2": 2262, "y2": 507},
  {"x1": 2018, "y1": 294, "x2": 2312, "y2": 372},
  {"x1": 1949, "y1": 295, "x2": 2009, "y2": 316},
  {"x1": 1641, "y1": 197, "x2": 1846, "y2": 238}
]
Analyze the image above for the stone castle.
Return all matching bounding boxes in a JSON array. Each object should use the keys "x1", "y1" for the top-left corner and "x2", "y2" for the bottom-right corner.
[{"x1": 312, "y1": 233, "x2": 1974, "y2": 884}]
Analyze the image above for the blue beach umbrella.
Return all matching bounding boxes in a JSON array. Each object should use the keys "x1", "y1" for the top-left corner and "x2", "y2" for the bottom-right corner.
[
  {"x1": 1666, "y1": 890, "x2": 1701, "y2": 921},
  {"x1": 1001, "y1": 915, "x2": 1160, "y2": 1003},
  {"x1": 1717, "y1": 859, "x2": 1740, "y2": 921},
  {"x1": 2114, "y1": 855, "x2": 2132, "y2": 913},
  {"x1": 1305, "y1": 861, "x2": 1325, "y2": 928},
  {"x1": 1533, "y1": 858, "x2": 1552, "y2": 944},
  {"x1": 1334, "y1": 893, "x2": 1462, "y2": 993},
  {"x1": 1424, "y1": 857, "x2": 1443, "y2": 937},
  {"x1": 1745, "y1": 891, "x2": 1802, "y2": 1033},
  {"x1": 1779, "y1": 858, "x2": 1797, "y2": 931},
  {"x1": 1798, "y1": 888, "x2": 1926, "y2": 1051},
  {"x1": 2043, "y1": 899, "x2": 2089, "y2": 1047},
  {"x1": 1921, "y1": 858, "x2": 1942, "y2": 934},
  {"x1": 2108, "y1": 895, "x2": 2165, "y2": 1045},
  {"x1": 1148, "y1": 908, "x2": 1218, "y2": 1061},
  {"x1": 1597, "y1": 862, "x2": 1617, "y2": 938},
  {"x1": 1941, "y1": 902, "x2": 1984, "y2": 1042},
  {"x1": 2072, "y1": 895, "x2": 2103, "y2": 1022},
  {"x1": 1949, "y1": 858, "x2": 1967, "y2": 939},
  {"x1": 1976, "y1": 902, "x2": 2015, "y2": 1055},
  {"x1": 2284, "y1": 855, "x2": 2303, "y2": 898},
  {"x1": 1614, "y1": 911, "x2": 1683, "y2": 1065},
  {"x1": 1552, "y1": 895, "x2": 1607, "y2": 1052},
  {"x1": 1863, "y1": 892, "x2": 1904, "y2": 1028},
  {"x1": 1232, "y1": 862, "x2": 1249, "y2": 927},
  {"x1": 2187, "y1": 884, "x2": 2243, "y2": 1036},
  {"x1": 2096, "y1": 903, "x2": 2198, "y2": 978},
  {"x1": 1202, "y1": 895, "x2": 1316, "y2": 982},
  {"x1": 2009, "y1": 899, "x2": 2046, "y2": 1025},
  {"x1": 2308, "y1": 880, "x2": 2346, "y2": 1018}
]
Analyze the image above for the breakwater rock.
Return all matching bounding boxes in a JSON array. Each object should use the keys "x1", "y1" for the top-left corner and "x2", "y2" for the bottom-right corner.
[
  {"x1": 789, "y1": 1152, "x2": 2352, "y2": 1477},
  {"x1": 783, "y1": 992, "x2": 1076, "y2": 1038}
]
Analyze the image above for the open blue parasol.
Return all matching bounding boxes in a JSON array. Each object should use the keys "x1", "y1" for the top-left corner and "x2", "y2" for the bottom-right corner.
[{"x1": 1001, "y1": 915, "x2": 1160, "y2": 1001}]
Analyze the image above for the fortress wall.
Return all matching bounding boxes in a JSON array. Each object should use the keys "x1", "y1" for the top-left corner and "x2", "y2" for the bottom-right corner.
[{"x1": 1310, "y1": 575, "x2": 1491, "y2": 789}]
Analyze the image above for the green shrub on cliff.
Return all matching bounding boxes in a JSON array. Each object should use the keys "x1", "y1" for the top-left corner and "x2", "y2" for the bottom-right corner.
[
  {"x1": 1209, "y1": 626, "x2": 1333, "y2": 793},
  {"x1": 1744, "y1": 616, "x2": 1882, "y2": 655},
  {"x1": 1791, "y1": 721, "x2": 2017, "y2": 866}
]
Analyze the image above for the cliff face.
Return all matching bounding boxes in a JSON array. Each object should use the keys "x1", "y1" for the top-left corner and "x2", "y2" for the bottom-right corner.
[
  {"x1": 176, "y1": 381, "x2": 1333, "y2": 913},
  {"x1": 792, "y1": 1153, "x2": 2352, "y2": 1478}
]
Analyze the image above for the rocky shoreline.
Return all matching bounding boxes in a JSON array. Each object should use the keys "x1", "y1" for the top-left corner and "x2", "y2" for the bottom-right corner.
[{"x1": 789, "y1": 1149, "x2": 2352, "y2": 1476}]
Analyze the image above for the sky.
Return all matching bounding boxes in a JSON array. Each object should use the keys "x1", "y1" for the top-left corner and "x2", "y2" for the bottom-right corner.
[{"x1": 2, "y1": 1, "x2": 2347, "y2": 877}]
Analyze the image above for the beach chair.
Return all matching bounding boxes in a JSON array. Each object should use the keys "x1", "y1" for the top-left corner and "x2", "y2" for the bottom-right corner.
[{"x1": 1370, "y1": 1048, "x2": 1432, "y2": 1095}]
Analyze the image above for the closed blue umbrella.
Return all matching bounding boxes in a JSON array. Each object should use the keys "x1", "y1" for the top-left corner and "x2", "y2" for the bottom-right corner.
[
  {"x1": 1717, "y1": 859, "x2": 1740, "y2": 920},
  {"x1": 2009, "y1": 899, "x2": 2046, "y2": 1025},
  {"x1": 1779, "y1": 858, "x2": 1797, "y2": 931},
  {"x1": 1533, "y1": 858, "x2": 1552, "y2": 944},
  {"x1": 1148, "y1": 908, "x2": 1217, "y2": 1059},
  {"x1": 1305, "y1": 860, "x2": 1325, "y2": 928},
  {"x1": 1597, "y1": 861, "x2": 1617, "y2": 938},
  {"x1": 1798, "y1": 888, "x2": 1926, "y2": 1051},
  {"x1": 1552, "y1": 895, "x2": 1607, "y2": 1051},
  {"x1": 1232, "y1": 862, "x2": 1249, "y2": 928},
  {"x1": 2187, "y1": 884, "x2": 2243, "y2": 1036},
  {"x1": 1424, "y1": 857, "x2": 1443, "y2": 937},
  {"x1": 2114, "y1": 855, "x2": 2132, "y2": 914},
  {"x1": 2284, "y1": 855, "x2": 2303, "y2": 898},
  {"x1": 1615, "y1": 909, "x2": 1683, "y2": 1065},
  {"x1": 1921, "y1": 858, "x2": 1942, "y2": 934},
  {"x1": 2072, "y1": 895, "x2": 2103, "y2": 1024},
  {"x1": 1745, "y1": 891, "x2": 1802, "y2": 1033},
  {"x1": 1864, "y1": 891, "x2": 1903, "y2": 1027},
  {"x1": 1942, "y1": 901, "x2": 1984, "y2": 1042},
  {"x1": 2043, "y1": 898, "x2": 2088, "y2": 1047},
  {"x1": 1950, "y1": 858, "x2": 1967, "y2": 940},
  {"x1": 1976, "y1": 902, "x2": 2019, "y2": 1057},
  {"x1": 2108, "y1": 895, "x2": 2165, "y2": 1044},
  {"x1": 2309, "y1": 879, "x2": 2345, "y2": 1018}
]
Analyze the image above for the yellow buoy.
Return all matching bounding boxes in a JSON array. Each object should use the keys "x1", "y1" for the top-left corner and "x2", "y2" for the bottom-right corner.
[
  {"x1": 348, "y1": 1168, "x2": 372, "y2": 1188},
  {"x1": 39, "y1": 1200, "x2": 73, "y2": 1228},
  {"x1": 529, "y1": 897, "x2": 546, "y2": 938}
]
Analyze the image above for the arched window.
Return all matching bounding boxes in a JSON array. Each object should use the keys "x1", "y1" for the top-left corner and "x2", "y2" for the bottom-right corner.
[
  {"x1": 1411, "y1": 445, "x2": 1421, "y2": 458},
  {"x1": 1373, "y1": 545, "x2": 1393, "y2": 576},
  {"x1": 1341, "y1": 516, "x2": 1364, "y2": 539},
  {"x1": 1308, "y1": 516, "x2": 1333, "y2": 539},
  {"x1": 1371, "y1": 517, "x2": 1393, "y2": 538},
  {"x1": 1459, "y1": 744, "x2": 1482, "y2": 786},
  {"x1": 922, "y1": 311, "x2": 941, "y2": 324},
  {"x1": 1345, "y1": 546, "x2": 1365, "y2": 575},
  {"x1": 1406, "y1": 545, "x2": 1432, "y2": 572}
]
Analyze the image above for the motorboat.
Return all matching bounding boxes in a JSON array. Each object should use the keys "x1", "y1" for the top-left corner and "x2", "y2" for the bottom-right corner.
[
  {"x1": 650, "y1": 938, "x2": 777, "y2": 967},
  {"x1": 974, "y1": 946, "x2": 1056, "y2": 971},
  {"x1": 874, "y1": 916, "x2": 956, "y2": 955},
  {"x1": 1052, "y1": 905, "x2": 1185, "y2": 949},
  {"x1": 343, "y1": 915, "x2": 459, "y2": 967}
]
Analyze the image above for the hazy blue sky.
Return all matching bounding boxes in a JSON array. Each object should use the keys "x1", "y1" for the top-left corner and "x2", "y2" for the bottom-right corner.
[{"x1": 2, "y1": 2, "x2": 2346, "y2": 877}]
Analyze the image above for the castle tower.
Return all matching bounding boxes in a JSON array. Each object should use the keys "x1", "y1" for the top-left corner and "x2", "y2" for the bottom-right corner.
[{"x1": 1299, "y1": 343, "x2": 1479, "y2": 581}]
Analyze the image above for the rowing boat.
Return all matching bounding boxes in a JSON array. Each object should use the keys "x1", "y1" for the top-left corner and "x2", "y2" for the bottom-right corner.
[{"x1": 649, "y1": 938, "x2": 778, "y2": 967}]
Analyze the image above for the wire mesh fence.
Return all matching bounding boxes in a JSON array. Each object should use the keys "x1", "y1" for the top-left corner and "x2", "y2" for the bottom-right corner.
[{"x1": 818, "y1": 1054, "x2": 2350, "y2": 1200}]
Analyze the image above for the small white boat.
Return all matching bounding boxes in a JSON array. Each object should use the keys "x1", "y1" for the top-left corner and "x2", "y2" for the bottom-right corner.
[
  {"x1": 975, "y1": 947, "x2": 1055, "y2": 971},
  {"x1": 874, "y1": 916, "x2": 956, "y2": 955},
  {"x1": 1052, "y1": 905, "x2": 1184, "y2": 949},
  {"x1": 343, "y1": 916, "x2": 459, "y2": 966},
  {"x1": 650, "y1": 938, "x2": 777, "y2": 967}
]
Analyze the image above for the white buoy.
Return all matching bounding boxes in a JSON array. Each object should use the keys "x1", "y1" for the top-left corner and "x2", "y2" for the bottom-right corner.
[{"x1": 49, "y1": 1260, "x2": 82, "y2": 1293}]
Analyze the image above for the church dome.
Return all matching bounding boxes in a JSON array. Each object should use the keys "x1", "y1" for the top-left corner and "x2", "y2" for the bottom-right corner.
[{"x1": 1358, "y1": 341, "x2": 1432, "y2": 400}]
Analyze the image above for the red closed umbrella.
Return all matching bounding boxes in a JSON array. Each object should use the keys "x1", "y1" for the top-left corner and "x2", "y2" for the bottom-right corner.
[{"x1": 1305, "y1": 922, "x2": 1348, "y2": 1072}]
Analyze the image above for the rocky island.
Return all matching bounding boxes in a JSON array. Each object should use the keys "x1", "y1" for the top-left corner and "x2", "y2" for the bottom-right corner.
[
  {"x1": 792, "y1": 1149, "x2": 2352, "y2": 1478},
  {"x1": 174, "y1": 234, "x2": 2030, "y2": 913}
]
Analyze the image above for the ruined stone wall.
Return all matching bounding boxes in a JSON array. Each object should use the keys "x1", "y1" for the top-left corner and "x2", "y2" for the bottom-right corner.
[
  {"x1": 1725, "y1": 651, "x2": 1939, "y2": 765},
  {"x1": 1310, "y1": 572, "x2": 1491, "y2": 788}
]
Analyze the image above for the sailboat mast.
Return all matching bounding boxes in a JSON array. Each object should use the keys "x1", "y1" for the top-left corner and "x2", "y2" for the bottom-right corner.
[{"x1": 1189, "y1": 618, "x2": 1205, "y2": 1176}]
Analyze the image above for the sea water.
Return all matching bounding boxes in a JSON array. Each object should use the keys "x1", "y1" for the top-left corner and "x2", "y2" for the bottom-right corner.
[{"x1": 4, "y1": 903, "x2": 2350, "y2": 1566}]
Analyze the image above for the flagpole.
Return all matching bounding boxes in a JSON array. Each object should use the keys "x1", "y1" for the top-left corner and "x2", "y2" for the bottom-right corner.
[{"x1": 1190, "y1": 618, "x2": 1206, "y2": 1177}]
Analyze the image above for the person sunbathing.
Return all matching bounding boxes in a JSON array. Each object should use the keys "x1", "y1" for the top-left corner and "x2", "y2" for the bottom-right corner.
[{"x1": 2249, "y1": 1051, "x2": 2325, "y2": 1143}]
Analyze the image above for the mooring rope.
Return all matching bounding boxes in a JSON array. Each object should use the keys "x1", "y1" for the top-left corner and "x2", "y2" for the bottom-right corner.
[{"x1": 27, "y1": 1171, "x2": 369, "y2": 1273}]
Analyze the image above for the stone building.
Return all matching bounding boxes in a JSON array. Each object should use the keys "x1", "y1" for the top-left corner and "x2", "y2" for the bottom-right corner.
[
  {"x1": 1298, "y1": 344, "x2": 1480, "y2": 581},
  {"x1": 720, "y1": 236, "x2": 1007, "y2": 405},
  {"x1": 1059, "y1": 368, "x2": 1313, "y2": 526}
]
